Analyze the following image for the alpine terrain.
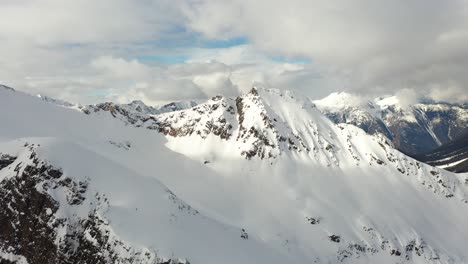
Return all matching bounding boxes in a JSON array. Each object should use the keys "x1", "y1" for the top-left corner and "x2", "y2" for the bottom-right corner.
[
  {"x1": 1, "y1": 85, "x2": 468, "y2": 264},
  {"x1": 314, "y1": 92, "x2": 468, "y2": 158},
  {"x1": 414, "y1": 132, "x2": 468, "y2": 173}
]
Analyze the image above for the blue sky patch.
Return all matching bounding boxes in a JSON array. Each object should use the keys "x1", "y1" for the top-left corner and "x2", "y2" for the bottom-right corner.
[
  {"x1": 271, "y1": 57, "x2": 311, "y2": 64},
  {"x1": 198, "y1": 37, "x2": 248, "y2": 49},
  {"x1": 137, "y1": 54, "x2": 189, "y2": 64}
]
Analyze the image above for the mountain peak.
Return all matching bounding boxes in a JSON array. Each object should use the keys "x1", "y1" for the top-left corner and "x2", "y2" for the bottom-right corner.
[
  {"x1": 249, "y1": 86, "x2": 259, "y2": 96},
  {"x1": 126, "y1": 99, "x2": 160, "y2": 114},
  {"x1": 374, "y1": 95, "x2": 400, "y2": 110},
  {"x1": 96, "y1": 88, "x2": 343, "y2": 162},
  {"x1": 129, "y1": 99, "x2": 146, "y2": 106},
  {"x1": 313, "y1": 91, "x2": 366, "y2": 112}
]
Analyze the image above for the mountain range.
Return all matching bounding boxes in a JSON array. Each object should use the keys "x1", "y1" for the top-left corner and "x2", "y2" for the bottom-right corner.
[
  {"x1": 314, "y1": 92, "x2": 468, "y2": 172},
  {"x1": 1, "y1": 85, "x2": 468, "y2": 263}
]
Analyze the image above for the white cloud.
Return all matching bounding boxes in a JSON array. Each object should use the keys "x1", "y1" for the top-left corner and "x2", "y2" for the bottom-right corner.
[
  {"x1": 187, "y1": 45, "x2": 267, "y2": 65},
  {"x1": 428, "y1": 84, "x2": 468, "y2": 104},
  {"x1": 77, "y1": 57, "x2": 246, "y2": 105},
  {"x1": 395, "y1": 88, "x2": 420, "y2": 109},
  {"x1": 0, "y1": 0, "x2": 185, "y2": 104},
  {"x1": 89, "y1": 57, "x2": 240, "y2": 104},
  {"x1": 183, "y1": 0, "x2": 468, "y2": 102},
  {"x1": 0, "y1": 0, "x2": 178, "y2": 45},
  {"x1": 0, "y1": 0, "x2": 467, "y2": 104},
  {"x1": 91, "y1": 56, "x2": 152, "y2": 80}
]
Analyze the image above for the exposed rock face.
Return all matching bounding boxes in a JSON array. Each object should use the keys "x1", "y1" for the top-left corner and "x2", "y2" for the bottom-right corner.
[
  {"x1": 0, "y1": 152, "x2": 60, "y2": 264},
  {"x1": 123, "y1": 100, "x2": 198, "y2": 116},
  {"x1": 314, "y1": 92, "x2": 468, "y2": 156},
  {"x1": 155, "y1": 95, "x2": 235, "y2": 139},
  {"x1": 383, "y1": 104, "x2": 468, "y2": 155},
  {"x1": 331, "y1": 226, "x2": 442, "y2": 264},
  {"x1": 0, "y1": 144, "x2": 189, "y2": 264},
  {"x1": 83, "y1": 88, "x2": 339, "y2": 161},
  {"x1": 323, "y1": 107, "x2": 394, "y2": 140},
  {"x1": 0, "y1": 154, "x2": 15, "y2": 170},
  {"x1": 80, "y1": 87, "x2": 468, "y2": 177},
  {"x1": 81, "y1": 100, "x2": 197, "y2": 121}
]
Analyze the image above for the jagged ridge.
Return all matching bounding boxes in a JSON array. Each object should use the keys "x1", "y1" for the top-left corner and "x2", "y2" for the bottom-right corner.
[{"x1": 314, "y1": 92, "x2": 468, "y2": 157}]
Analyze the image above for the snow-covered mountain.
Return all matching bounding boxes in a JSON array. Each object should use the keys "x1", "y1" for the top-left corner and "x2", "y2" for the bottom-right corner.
[
  {"x1": 314, "y1": 92, "x2": 468, "y2": 157},
  {"x1": 0, "y1": 87, "x2": 289, "y2": 264},
  {"x1": 37, "y1": 94, "x2": 76, "y2": 108},
  {"x1": 36, "y1": 92, "x2": 198, "y2": 117},
  {"x1": 1, "y1": 85, "x2": 468, "y2": 263},
  {"x1": 118, "y1": 100, "x2": 198, "y2": 116}
]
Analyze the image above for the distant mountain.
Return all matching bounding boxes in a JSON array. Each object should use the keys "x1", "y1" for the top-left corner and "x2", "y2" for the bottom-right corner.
[
  {"x1": 123, "y1": 99, "x2": 198, "y2": 115},
  {"x1": 37, "y1": 94, "x2": 76, "y2": 108},
  {"x1": 415, "y1": 132, "x2": 468, "y2": 173},
  {"x1": 314, "y1": 92, "x2": 468, "y2": 156},
  {"x1": 80, "y1": 100, "x2": 198, "y2": 128},
  {"x1": 35, "y1": 93, "x2": 198, "y2": 120}
]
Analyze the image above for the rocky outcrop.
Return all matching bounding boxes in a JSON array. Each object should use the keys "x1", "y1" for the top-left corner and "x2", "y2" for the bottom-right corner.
[
  {"x1": 82, "y1": 88, "x2": 340, "y2": 161},
  {"x1": 81, "y1": 100, "x2": 197, "y2": 125},
  {"x1": 0, "y1": 144, "x2": 189, "y2": 264},
  {"x1": 155, "y1": 95, "x2": 235, "y2": 139}
]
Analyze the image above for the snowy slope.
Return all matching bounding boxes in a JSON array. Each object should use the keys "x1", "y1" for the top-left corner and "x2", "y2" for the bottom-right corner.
[
  {"x1": 2, "y1": 86, "x2": 468, "y2": 263},
  {"x1": 314, "y1": 92, "x2": 468, "y2": 156},
  {"x1": 0, "y1": 87, "x2": 298, "y2": 264}
]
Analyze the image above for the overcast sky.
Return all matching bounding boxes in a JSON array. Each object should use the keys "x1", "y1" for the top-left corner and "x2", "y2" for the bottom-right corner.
[{"x1": 1, "y1": 0, "x2": 467, "y2": 105}]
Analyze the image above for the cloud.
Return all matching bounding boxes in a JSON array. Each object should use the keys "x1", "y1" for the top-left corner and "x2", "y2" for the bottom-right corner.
[
  {"x1": 395, "y1": 88, "x2": 420, "y2": 109},
  {"x1": 121, "y1": 60, "x2": 241, "y2": 104},
  {"x1": 91, "y1": 56, "x2": 152, "y2": 80},
  {"x1": 0, "y1": 0, "x2": 179, "y2": 45},
  {"x1": 0, "y1": 0, "x2": 467, "y2": 104},
  {"x1": 187, "y1": 45, "x2": 266, "y2": 65},
  {"x1": 183, "y1": 0, "x2": 468, "y2": 102},
  {"x1": 0, "y1": 0, "x2": 187, "y2": 104},
  {"x1": 114, "y1": 78, "x2": 205, "y2": 105},
  {"x1": 87, "y1": 57, "x2": 241, "y2": 104},
  {"x1": 428, "y1": 84, "x2": 468, "y2": 104},
  {"x1": 61, "y1": 56, "x2": 246, "y2": 105}
]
